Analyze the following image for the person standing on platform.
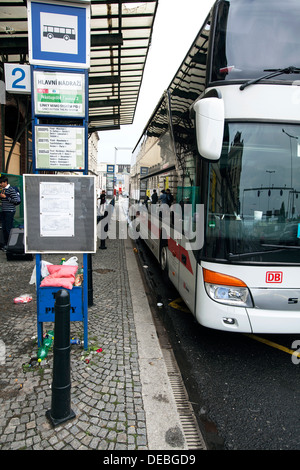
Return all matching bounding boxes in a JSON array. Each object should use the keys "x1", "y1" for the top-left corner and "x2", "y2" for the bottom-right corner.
[
  {"x1": 151, "y1": 189, "x2": 158, "y2": 204},
  {"x1": 98, "y1": 190, "x2": 106, "y2": 215},
  {"x1": 166, "y1": 188, "x2": 174, "y2": 207},
  {"x1": 159, "y1": 189, "x2": 167, "y2": 204},
  {"x1": 0, "y1": 175, "x2": 19, "y2": 251}
]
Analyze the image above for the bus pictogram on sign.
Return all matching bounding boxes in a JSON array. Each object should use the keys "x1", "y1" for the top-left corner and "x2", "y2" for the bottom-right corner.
[{"x1": 43, "y1": 25, "x2": 76, "y2": 41}]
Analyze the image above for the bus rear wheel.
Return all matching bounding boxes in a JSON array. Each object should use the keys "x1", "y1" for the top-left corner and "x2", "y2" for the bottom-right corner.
[
  {"x1": 160, "y1": 243, "x2": 171, "y2": 285},
  {"x1": 160, "y1": 245, "x2": 168, "y2": 272}
]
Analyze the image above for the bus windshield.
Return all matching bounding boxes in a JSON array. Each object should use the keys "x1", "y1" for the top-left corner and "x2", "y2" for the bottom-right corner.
[
  {"x1": 211, "y1": 0, "x2": 300, "y2": 83},
  {"x1": 204, "y1": 123, "x2": 300, "y2": 264}
]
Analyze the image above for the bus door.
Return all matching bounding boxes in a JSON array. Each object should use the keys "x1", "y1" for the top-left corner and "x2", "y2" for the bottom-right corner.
[
  {"x1": 166, "y1": 235, "x2": 180, "y2": 290},
  {"x1": 177, "y1": 207, "x2": 197, "y2": 313},
  {"x1": 178, "y1": 241, "x2": 196, "y2": 313}
]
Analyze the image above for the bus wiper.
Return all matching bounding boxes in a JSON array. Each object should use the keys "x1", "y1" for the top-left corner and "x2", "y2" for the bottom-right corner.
[
  {"x1": 228, "y1": 247, "x2": 289, "y2": 259},
  {"x1": 228, "y1": 244, "x2": 300, "y2": 260},
  {"x1": 261, "y1": 243, "x2": 300, "y2": 250},
  {"x1": 240, "y1": 66, "x2": 300, "y2": 91}
]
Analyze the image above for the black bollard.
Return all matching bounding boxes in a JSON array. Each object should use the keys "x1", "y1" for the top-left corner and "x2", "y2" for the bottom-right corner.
[
  {"x1": 46, "y1": 289, "x2": 76, "y2": 427},
  {"x1": 99, "y1": 237, "x2": 107, "y2": 249},
  {"x1": 98, "y1": 210, "x2": 108, "y2": 249}
]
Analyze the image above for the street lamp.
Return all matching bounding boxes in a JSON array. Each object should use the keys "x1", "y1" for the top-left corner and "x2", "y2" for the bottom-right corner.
[
  {"x1": 282, "y1": 128, "x2": 298, "y2": 189},
  {"x1": 266, "y1": 170, "x2": 275, "y2": 190}
]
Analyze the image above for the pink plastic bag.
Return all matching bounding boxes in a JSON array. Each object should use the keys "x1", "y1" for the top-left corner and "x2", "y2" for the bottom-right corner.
[
  {"x1": 14, "y1": 294, "x2": 33, "y2": 304},
  {"x1": 40, "y1": 277, "x2": 74, "y2": 289},
  {"x1": 40, "y1": 265, "x2": 78, "y2": 289},
  {"x1": 47, "y1": 265, "x2": 78, "y2": 277}
]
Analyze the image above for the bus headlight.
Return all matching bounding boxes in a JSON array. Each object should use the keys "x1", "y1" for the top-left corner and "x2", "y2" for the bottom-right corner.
[
  {"x1": 203, "y1": 268, "x2": 253, "y2": 308},
  {"x1": 205, "y1": 283, "x2": 252, "y2": 307}
]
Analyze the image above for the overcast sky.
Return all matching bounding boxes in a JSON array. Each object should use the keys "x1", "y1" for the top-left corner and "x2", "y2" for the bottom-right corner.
[{"x1": 97, "y1": 0, "x2": 215, "y2": 165}]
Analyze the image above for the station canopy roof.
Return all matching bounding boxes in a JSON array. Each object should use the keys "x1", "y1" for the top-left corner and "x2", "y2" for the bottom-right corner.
[{"x1": 0, "y1": 0, "x2": 158, "y2": 133}]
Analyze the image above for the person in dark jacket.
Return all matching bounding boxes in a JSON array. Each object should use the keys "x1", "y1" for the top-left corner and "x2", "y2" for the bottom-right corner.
[
  {"x1": 0, "y1": 176, "x2": 19, "y2": 250},
  {"x1": 151, "y1": 189, "x2": 158, "y2": 204},
  {"x1": 98, "y1": 189, "x2": 106, "y2": 215},
  {"x1": 99, "y1": 189, "x2": 106, "y2": 205},
  {"x1": 166, "y1": 188, "x2": 174, "y2": 206}
]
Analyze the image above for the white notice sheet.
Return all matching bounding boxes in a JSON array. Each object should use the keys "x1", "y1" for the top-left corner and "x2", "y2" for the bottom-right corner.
[{"x1": 40, "y1": 182, "x2": 75, "y2": 237}]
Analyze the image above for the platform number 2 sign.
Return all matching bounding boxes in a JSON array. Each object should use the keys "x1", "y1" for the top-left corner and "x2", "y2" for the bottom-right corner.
[{"x1": 4, "y1": 64, "x2": 31, "y2": 94}]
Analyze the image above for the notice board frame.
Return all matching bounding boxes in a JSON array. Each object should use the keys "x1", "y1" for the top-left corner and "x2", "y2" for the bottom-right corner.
[{"x1": 23, "y1": 174, "x2": 96, "y2": 254}]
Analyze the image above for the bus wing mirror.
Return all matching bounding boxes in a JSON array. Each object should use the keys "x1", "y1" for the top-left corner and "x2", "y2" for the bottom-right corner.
[{"x1": 194, "y1": 97, "x2": 224, "y2": 160}]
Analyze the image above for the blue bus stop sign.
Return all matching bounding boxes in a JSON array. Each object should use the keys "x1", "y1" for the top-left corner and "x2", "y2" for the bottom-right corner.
[{"x1": 27, "y1": 0, "x2": 90, "y2": 69}]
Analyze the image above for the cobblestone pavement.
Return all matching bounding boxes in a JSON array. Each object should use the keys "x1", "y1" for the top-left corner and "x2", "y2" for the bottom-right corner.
[{"x1": 0, "y1": 235, "x2": 148, "y2": 450}]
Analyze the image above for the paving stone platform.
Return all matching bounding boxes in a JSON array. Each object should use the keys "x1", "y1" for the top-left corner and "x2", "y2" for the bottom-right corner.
[{"x1": 0, "y1": 203, "x2": 194, "y2": 451}]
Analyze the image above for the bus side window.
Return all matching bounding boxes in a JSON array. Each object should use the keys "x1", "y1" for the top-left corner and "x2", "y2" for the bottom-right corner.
[{"x1": 182, "y1": 203, "x2": 193, "y2": 238}]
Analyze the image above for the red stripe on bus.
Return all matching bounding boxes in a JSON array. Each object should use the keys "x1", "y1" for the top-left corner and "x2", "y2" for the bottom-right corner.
[
  {"x1": 168, "y1": 238, "x2": 193, "y2": 275},
  {"x1": 148, "y1": 220, "x2": 193, "y2": 275}
]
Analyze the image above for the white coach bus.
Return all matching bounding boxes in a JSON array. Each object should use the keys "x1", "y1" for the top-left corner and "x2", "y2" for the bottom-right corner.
[{"x1": 130, "y1": 0, "x2": 300, "y2": 334}]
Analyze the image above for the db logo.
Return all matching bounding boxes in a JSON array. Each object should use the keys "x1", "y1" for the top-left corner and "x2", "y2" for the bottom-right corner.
[{"x1": 266, "y1": 271, "x2": 283, "y2": 283}]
